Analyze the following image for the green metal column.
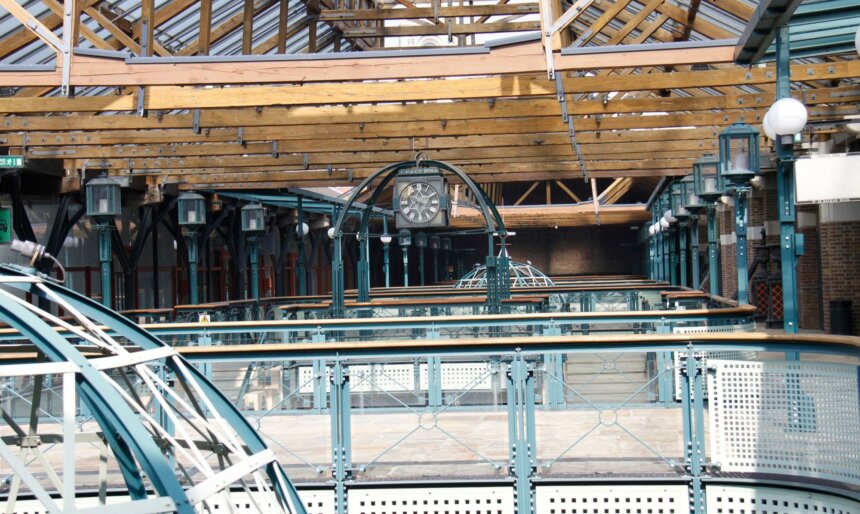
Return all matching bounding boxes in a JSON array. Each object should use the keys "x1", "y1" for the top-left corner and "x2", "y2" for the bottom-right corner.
[
  {"x1": 432, "y1": 248, "x2": 439, "y2": 284},
  {"x1": 186, "y1": 233, "x2": 200, "y2": 304},
  {"x1": 690, "y1": 220, "x2": 701, "y2": 290},
  {"x1": 707, "y1": 206, "x2": 720, "y2": 296},
  {"x1": 97, "y1": 222, "x2": 112, "y2": 308},
  {"x1": 543, "y1": 324, "x2": 564, "y2": 408},
  {"x1": 330, "y1": 361, "x2": 352, "y2": 514},
  {"x1": 507, "y1": 356, "x2": 536, "y2": 514},
  {"x1": 680, "y1": 350, "x2": 707, "y2": 514},
  {"x1": 679, "y1": 221, "x2": 688, "y2": 287},
  {"x1": 357, "y1": 232, "x2": 370, "y2": 302},
  {"x1": 401, "y1": 245, "x2": 409, "y2": 287},
  {"x1": 669, "y1": 228, "x2": 678, "y2": 285},
  {"x1": 297, "y1": 198, "x2": 307, "y2": 297},
  {"x1": 382, "y1": 217, "x2": 391, "y2": 288},
  {"x1": 332, "y1": 236, "x2": 345, "y2": 317},
  {"x1": 735, "y1": 187, "x2": 750, "y2": 304},
  {"x1": 775, "y1": 27, "x2": 801, "y2": 334},
  {"x1": 248, "y1": 236, "x2": 259, "y2": 300},
  {"x1": 418, "y1": 246, "x2": 425, "y2": 286}
]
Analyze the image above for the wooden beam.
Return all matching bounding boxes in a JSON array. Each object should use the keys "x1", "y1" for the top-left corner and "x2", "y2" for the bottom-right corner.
[
  {"x1": 340, "y1": 20, "x2": 540, "y2": 38},
  {"x1": 555, "y1": 180, "x2": 581, "y2": 203},
  {"x1": 243, "y1": 0, "x2": 255, "y2": 54},
  {"x1": 199, "y1": 0, "x2": 213, "y2": 55},
  {"x1": 140, "y1": 0, "x2": 155, "y2": 57},
  {"x1": 513, "y1": 182, "x2": 540, "y2": 206},
  {"x1": 319, "y1": 4, "x2": 539, "y2": 20},
  {"x1": 0, "y1": 0, "x2": 65, "y2": 53},
  {"x1": 177, "y1": 0, "x2": 278, "y2": 56},
  {"x1": 278, "y1": 0, "x2": 289, "y2": 53},
  {"x1": 576, "y1": 0, "x2": 634, "y2": 46}
]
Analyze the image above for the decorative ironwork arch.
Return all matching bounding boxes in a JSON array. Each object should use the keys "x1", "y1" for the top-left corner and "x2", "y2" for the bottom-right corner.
[{"x1": 329, "y1": 159, "x2": 509, "y2": 314}]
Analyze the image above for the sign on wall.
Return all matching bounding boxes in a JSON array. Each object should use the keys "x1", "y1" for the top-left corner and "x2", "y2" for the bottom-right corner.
[{"x1": 795, "y1": 153, "x2": 860, "y2": 204}]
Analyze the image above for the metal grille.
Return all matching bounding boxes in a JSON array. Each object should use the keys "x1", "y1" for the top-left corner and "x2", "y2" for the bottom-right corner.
[
  {"x1": 705, "y1": 485, "x2": 860, "y2": 514},
  {"x1": 672, "y1": 351, "x2": 757, "y2": 400},
  {"x1": 708, "y1": 360, "x2": 860, "y2": 484},
  {"x1": 535, "y1": 485, "x2": 689, "y2": 514},
  {"x1": 299, "y1": 362, "x2": 499, "y2": 393},
  {"x1": 348, "y1": 487, "x2": 512, "y2": 514}
]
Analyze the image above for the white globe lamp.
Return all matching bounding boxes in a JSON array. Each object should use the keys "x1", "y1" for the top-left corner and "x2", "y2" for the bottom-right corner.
[
  {"x1": 327, "y1": 227, "x2": 337, "y2": 239},
  {"x1": 769, "y1": 97, "x2": 807, "y2": 136},
  {"x1": 762, "y1": 110, "x2": 776, "y2": 141}
]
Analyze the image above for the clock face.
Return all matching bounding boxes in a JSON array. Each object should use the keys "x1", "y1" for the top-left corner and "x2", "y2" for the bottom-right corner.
[{"x1": 399, "y1": 181, "x2": 441, "y2": 224}]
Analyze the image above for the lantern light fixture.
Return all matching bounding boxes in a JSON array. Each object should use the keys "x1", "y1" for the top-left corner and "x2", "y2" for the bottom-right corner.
[
  {"x1": 414, "y1": 232, "x2": 427, "y2": 249},
  {"x1": 719, "y1": 122, "x2": 760, "y2": 188},
  {"x1": 240, "y1": 202, "x2": 266, "y2": 233},
  {"x1": 693, "y1": 154, "x2": 722, "y2": 201},
  {"x1": 86, "y1": 176, "x2": 122, "y2": 220},
  {"x1": 178, "y1": 191, "x2": 206, "y2": 227},
  {"x1": 398, "y1": 229, "x2": 412, "y2": 247},
  {"x1": 429, "y1": 235, "x2": 441, "y2": 250},
  {"x1": 441, "y1": 237, "x2": 452, "y2": 251}
]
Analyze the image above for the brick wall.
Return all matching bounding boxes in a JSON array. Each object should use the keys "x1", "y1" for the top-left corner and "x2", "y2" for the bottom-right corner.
[
  {"x1": 820, "y1": 219, "x2": 860, "y2": 334},
  {"x1": 511, "y1": 226, "x2": 639, "y2": 276},
  {"x1": 796, "y1": 205, "x2": 822, "y2": 329}
]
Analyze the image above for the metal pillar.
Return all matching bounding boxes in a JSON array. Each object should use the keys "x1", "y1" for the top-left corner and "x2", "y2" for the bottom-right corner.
[
  {"x1": 332, "y1": 236, "x2": 345, "y2": 316},
  {"x1": 432, "y1": 248, "x2": 439, "y2": 284},
  {"x1": 707, "y1": 206, "x2": 720, "y2": 296},
  {"x1": 669, "y1": 228, "x2": 678, "y2": 285},
  {"x1": 775, "y1": 27, "x2": 801, "y2": 334},
  {"x1": 185, "y1": 232, "x2": 200, "y2": 304},
  {"x1": 680, "y1": 350, "x2": 707, "y2": 514},
  {"x1": 382, "y1": 217, "x2": 391, "y2": 288},
  {"x1": 418, "y1": 246, "x2": 426, "y2": 286},
  {"x1": 97, "y1": 222, "x2": 113, "y2": 308},
  {"x1": 690, "y1": 219, "x2": 701, "y2": 290},
  {"x1": 542, "y1": 324, "x2": 564, "y2": 408},
  {"x1": 248, "y1": 236, "x2": 260, "y2": 300},
  {"x1": 330, "y1": 361, "x2": 352, "y2": 514},
  {"x1": 679, "y1": 221, "x2": 688, "y2": 287},
  {"x1": 357, "y1": 233, "x2": 370, "y2": 302},
  {"x1": 401, "y1": 245, "x2": 409, "y2": 287},
  {"x1": 297, "y1": 199, "x2": 307, "y2": 297},
  {"x1": 507, "y1": 356, "x2": 536, "y2": 514},
  {"x1": 735, "y1": 187, "x2": 750, "y2": 304}
]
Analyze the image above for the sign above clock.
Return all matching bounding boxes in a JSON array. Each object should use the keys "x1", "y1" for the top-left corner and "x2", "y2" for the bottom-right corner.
[{"x1": 399, "y1": 166, "x2": 441, "y2": 177}]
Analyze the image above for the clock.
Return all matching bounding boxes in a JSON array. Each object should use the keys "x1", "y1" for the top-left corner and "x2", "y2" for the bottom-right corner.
[
  {"x1": 394, "y1": 174, "x2": 449, "y2": 228},
  {"x1": 399, "y1": 181, "x2": 440, "y2": 224}
]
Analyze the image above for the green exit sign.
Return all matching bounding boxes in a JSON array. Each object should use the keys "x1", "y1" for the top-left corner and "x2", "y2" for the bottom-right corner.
[{"x1": 0, "y1": 156, "x2": 23, "y2": 168}]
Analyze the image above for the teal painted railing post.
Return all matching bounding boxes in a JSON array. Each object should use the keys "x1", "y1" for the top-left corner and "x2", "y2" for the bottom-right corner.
[
  {"x1": 330, "y1": 360, "x2": 352, "y2": 514},
  {"x1": 679, "y1": 221, "x2": 688, "y2": 287},
  {"x1": 357, "y1": 232, "x2": 370, "y2": 302},
  {"x1": 707, "y1": 205, "x2": 720, "y2": 296},
  {"x1": 655, "y1": 322, "x2": 673, "y2": 405},
  {"x1": 332, "y1": 236, "x2": 345, "y2": 317},
  {"x1": 312, "y1": 332, "x2": 327, "y2": 413},
  {"x1": 680, "y1": 348, "x2": 706, "y2": 514},
  {"x1": 426, "y1": 328, "x2": 443, "y2": 408},
  {"x1": 775, "y1": 27, "x2": 801, "y2": 336},
  {"x1": 669, "y1": 227, "x2": 679, "y2": 285},
  {"x1": 507, "y1": 355, "x2": 536, "y2": 514},
  {"x1": 735, "y1": 187, "x2": 750, "y2": 304},
  {"x1": 97, "y1": 222, "x2": 112, "y2": 308},
  {"x1": 690, "y1": 221, "x2": 701, "y2": 290},
  {"x1": 543, "y1": 323, "x2": 564, "y2": 408}
]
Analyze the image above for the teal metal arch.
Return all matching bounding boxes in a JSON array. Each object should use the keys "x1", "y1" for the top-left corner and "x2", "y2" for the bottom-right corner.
[
  {"x1": 329, "y1": 160, "x2": 509, "y2": 315},
  {"x1": 0, "y1": 265, "x2": 306, "y2": 514}
]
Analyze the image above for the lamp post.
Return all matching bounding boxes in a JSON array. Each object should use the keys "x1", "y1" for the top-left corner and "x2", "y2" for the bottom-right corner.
[
  {"x1": 763, "y1": 28, "x2": 808, "y2": 334},
  {"x1": 719, "y1": 122, "x2": 760, "y2": 305},
  {"x1": 415, "y1": 232, "x2": 427, "y2": 286},
  {"x1": 398, "y1": 229, "x2": 411, "y2": 287},
  {"x1": 441, "y1": 237, "x2": 452, "y2": 281},
  {"x1": 296, "y1": 198, "x2": 309, "y2": 297},
  {"x1": 670, "y1": 181, "x2": 691, "y2": 287},
  {"x1": 86, "y1": 176, "x2": 121, "y2": 309},
  {"x1": 380, "y1": 232, "x2": 392, "y2": 288},
  {"x1": 659, "y1": 193, "x2": 675, "y2": 284},
  {"x1": 429, "y1": 235, "x2": 441, "y2": 284},
  {"x1": 178, "y1": 192, "x2": 206, "y2": 305},
  {"x1": 241, "y1": 202, "x2": 266, "y2": 300},
  {"x1": 693, "y1": 154, "x2": 723, "y2": 296},
  {"x1": 682, "y1": 175, "x2": 706, "y2": 290}
]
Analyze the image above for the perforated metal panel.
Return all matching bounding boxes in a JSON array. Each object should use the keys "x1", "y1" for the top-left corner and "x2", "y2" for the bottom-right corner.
[
  {"x1": 299, "y1": 489, "x2": 337, "y2": 514},
  {"x1": 672, "y1": 351, "x2": 757, "y2": 400},
  {"x1": 535, "y1": 485, "x2": 690, "y2": 514},
  {"x1": 708, "y1": 360, "x2": 860, "y2": 484},
  {"x1": 705, "y1": 485, "x2": 860, "y2": 514},
  {"x1": 348, "y1": 486, "x2": 513, "y2": 514},
  {"x1": 299, "y1": 363, "x2": 498, "y2": 394},
  {"x1": 672, "y1": 323, "x2": 757, "y2": 334}
]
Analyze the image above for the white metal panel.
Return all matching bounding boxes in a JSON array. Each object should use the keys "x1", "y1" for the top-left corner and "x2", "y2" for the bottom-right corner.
[
  {"x1": 348, "y1": 486, "x2": 513, "y2": 514},
  {"x1": 705, "y1": 485, "x2": 860, "y2": 514},
  {"x1": 708, "y1": 360, "x2": 860, "y2": 484},
  {"x1": 795, "y1": 153, "x2": 860, "y2": 204},
  {"x1": 535, "y1": 484, "x2": 690, "y2": 514}
]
